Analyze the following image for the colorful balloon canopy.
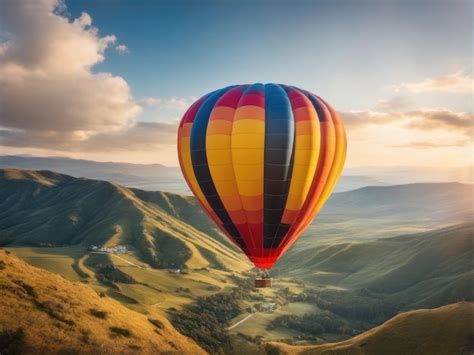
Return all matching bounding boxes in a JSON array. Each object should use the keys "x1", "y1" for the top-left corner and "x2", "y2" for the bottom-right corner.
[{"x1": 177, "y1": 84, "x2": 346, "y2": 269}]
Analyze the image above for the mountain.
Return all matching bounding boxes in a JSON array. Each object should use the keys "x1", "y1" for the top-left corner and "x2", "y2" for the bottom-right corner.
[
  {"x1": 275, "y1": 223, "x2": 474, "y2": 309},
  {"x1": 332, "y1": 175, "x2": 387, "y2": 192},
  {"x1": 345, "y1": 165, "x2": 473, "y2": 185},
  {"x1": 0, "y1": 155, "x2": 387, "y2": 193},
  {"x1": 0, "y1": 169, "x2": 248, "y2": 272},
  {"x1": 304, "y1": 182, "x2": 473, "y2": 241},
  {"x1": 0, "y1": 249, "x2": 204, "y2": 354},
  {"x1": 265, "y1": 302, "x2": 474, "y2": 355},
  {"x1": 0, "y1": 155, "x2": 187, "y2": 194}
]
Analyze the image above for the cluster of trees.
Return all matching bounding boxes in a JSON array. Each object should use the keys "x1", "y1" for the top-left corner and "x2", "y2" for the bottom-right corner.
[
  {"x1": 84, "y1": 253, "x2": 136, "y2": 286},
  {"x1": 293, "y1": 288, "x2": 400, "y2": 323},
  {"x1": 95, "y1": 264, "x2": 136, "y2": 285},
  {"x1": 267, "y1": 311, "x2": 349, "y2": 336},
  {"x1": 171, "y1": 278, "x2": 252, "y2": 353}
]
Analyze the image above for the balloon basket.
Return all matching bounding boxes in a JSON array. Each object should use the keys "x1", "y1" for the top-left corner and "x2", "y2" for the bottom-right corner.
[{"x1": 254, "y1": 277, "x2": 272, "y2": 288}]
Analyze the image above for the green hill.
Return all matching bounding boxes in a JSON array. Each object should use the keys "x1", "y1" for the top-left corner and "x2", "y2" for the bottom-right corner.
[
  {"x1": 266, "y1": 301, "x2": 474, "y2": 355},
  {"x1": 274, "y1": 223, "x2": 474, "y2": 309},
  {"x1": 0, "y1": 168, "x2": 248, "y2": 272}
]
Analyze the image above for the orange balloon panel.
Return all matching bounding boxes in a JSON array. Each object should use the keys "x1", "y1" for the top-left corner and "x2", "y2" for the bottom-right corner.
[{"x1": 177, "y1": 84, "x2": 346, "y2": 269}]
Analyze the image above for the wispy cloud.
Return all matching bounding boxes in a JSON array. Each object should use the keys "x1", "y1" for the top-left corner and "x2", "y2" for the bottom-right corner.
[
  {"x1": 340, "y1": 108, "x2": 473, "y2": 148},
  {"x1": 391, "y1": 72, "x2": 473, "y2": 93},
  {"x1": 390, "y1": 139, "x2": 471, "y2": 149},
  {"x1": 115, "y1": 44, "x2": 130, "y2": 55}
]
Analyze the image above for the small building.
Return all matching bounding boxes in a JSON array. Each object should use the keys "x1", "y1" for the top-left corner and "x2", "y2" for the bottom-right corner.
[{"x1": 259, "y1": 302, "x2": 277, "y2": 312}]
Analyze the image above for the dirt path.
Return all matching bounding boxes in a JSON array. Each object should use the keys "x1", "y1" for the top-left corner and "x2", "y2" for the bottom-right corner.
[
  {"x1": 227, "y1": 313, "x2": 256, "y2": 330},
  {"x1": 91, "y1": 252, "x2": 145, "y2": 269}
]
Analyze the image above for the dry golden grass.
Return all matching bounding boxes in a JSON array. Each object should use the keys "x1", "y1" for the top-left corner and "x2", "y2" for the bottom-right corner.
[
  {"x1": 266, "y1": 302, "x2": 473, "y2": 355},
  {"x1": 0, "y1": 250, "x2": 205, "y2": 354},
  {"x1": 2, "y1": 168, "x2": 60, "y2": 187}
]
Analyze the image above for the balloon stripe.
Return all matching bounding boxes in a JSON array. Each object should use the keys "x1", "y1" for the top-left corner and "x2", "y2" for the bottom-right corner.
[
  {"x1": 232, "y1": 84, "x2": 265, "y2": 254},
  {"x1": 280, "y1": 87, "x2": 320, "y2": 227},
  {"x1": 206, "y1": 87, "x2": 257, "y2": 251},
  {"x1": 178, "y1": 96, "x2": 217, "y2": 217},
  {"x1": 278, "y1": 93, "x2": 336, "y2": 254},
  {"x1": 263, "y1": 84, "x2": 295, "y2": 248},
  {"x1": 190, "y1": 87, "x2": 247, "y2": 250}
]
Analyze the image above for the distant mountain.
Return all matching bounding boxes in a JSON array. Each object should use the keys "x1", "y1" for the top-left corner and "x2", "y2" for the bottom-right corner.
[
  {"x1": 322, "y1": 182, "x2": 473, "y2": 220},
  {"x1": 265, "y1": 302, "x2": 474, "y2": 355},
  {"x1": 0, "y1": 155, "x2": 388, "y2": 193},
  {"x1": 0, "y1": 155, "x2": 187, "y2": 194},
  {"x1": 306, "y1": 182, "x2": 473, "y2": 241},
  {"x1": 346, "y1": 165, "x2": 473, "y2": 185},
  {"x1": 332, "y1": 175, "x2": 388, "y2": 192},
  {"x1": 0, "y1": 249, "x2": 205, "y2": 354},
  {"x1": 275, "y1": 223, "x2": 474, "y2": 309},
  {"x1": 0, "y1": 169, "x2": 249, "y2": 272}
]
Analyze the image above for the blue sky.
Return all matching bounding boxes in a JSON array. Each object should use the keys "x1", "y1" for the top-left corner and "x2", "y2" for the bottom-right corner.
[
  {"x1": 65, "y1": 0, "x2": 472, "y2": 111},
  {"x1": 1, "y1": 0, "x2": 472, "y2": 167}
]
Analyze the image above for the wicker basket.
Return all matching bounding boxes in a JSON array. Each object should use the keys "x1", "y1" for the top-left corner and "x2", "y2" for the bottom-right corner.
[{"x1": 254, "y1": 278, "x2": 272, "y2": 288}]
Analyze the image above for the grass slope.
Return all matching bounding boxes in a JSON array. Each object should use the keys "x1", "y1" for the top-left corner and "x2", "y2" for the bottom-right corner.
[
  {"x1": 266, "y1": 301, "x2": 474, "y2": 355},
  {"x1": 0, "y1": 168, "x2": 249, "y2": 273},
  {"x1": 275, "y1": 223, "x2": 474, "y2": 309},
  {"x1": 0, "y1": 250, "x2": 204, "y2": 354}
]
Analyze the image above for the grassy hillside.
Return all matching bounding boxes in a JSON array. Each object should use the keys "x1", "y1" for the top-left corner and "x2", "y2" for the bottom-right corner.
[
  {"x1": 0, "y1": 168, "x2": 248, "y2": 272},
  {"x1": 265, "y1": 301, "x2": 474, "y2": 355},
  {"x1": 0, "y1": 249, "x2": 204, "y2": 354},
  {"x1": 303, "y1": 182, "x2": 473, "y2": 241},
  {"x1": 274, "y1": 223, "x2": 473, "y2": 309}
]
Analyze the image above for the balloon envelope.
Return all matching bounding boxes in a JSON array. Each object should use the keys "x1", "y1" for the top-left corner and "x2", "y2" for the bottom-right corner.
[{"x1": 177, "y1": 84, "x2": 346, "y2": 269}]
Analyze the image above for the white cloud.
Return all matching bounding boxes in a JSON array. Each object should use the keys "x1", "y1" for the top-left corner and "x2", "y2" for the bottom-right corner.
[
  {"x1": 391, "y1": 72, "x2": 473, "y2": 93},
  {"x1": 115, "y1": 44, "x2": 130, "y2": 55},
  {"x1": 0, "y1": 0, "x2": 140, "y2": 139}
]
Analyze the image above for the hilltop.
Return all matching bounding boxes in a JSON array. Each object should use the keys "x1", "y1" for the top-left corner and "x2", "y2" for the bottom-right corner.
[
  {"x1": 0, "y1": 249, "x2": 204, "y2": 354},
  {"x1": 265, "y1": 301, "x2": 474, "y2": 355},
  {"x1": 0, "y1": 168, "x2": 248, "y2": 272}
]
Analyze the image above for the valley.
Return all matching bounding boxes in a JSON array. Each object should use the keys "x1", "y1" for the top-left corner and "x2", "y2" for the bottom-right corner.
[{"x1": 0, "y1": 168, "x2": 472, "y2": 353}]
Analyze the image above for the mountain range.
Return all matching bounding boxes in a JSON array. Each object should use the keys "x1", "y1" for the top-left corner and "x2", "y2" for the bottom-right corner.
[{"x1": 8, "y1": 155, "x2": 471, "y2": 194}]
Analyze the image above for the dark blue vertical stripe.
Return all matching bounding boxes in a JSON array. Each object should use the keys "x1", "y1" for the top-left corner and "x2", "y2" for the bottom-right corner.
[
  {"x1": 263, "y1": 84, "x2": 295, "y2": 248},
  {"x1": 190, "y1": 86, "x2": 247, "y2": 250}
]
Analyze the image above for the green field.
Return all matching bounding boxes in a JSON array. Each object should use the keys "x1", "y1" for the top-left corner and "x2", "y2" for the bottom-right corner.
[{"x1": 6, "y1": 246, "x2": 87, "y2": 281}]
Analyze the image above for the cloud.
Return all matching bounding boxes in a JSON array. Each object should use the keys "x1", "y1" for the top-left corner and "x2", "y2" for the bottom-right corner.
[
  {"x1": 84, "y1": 122, "x2": 178, "y2": 151},
  {"x1": 391, "y1": 139, "x2": 470, "y2": 149},
  {"x1": 339, "y1": 108, "x2": 473, "y2": 147},
  {"x1": 339, "y1": 111, "x2": 402, "y2": 128},
  {"x1": 0, "y1": 0, "x2": 183, "y2": 154},
  {"x1": 115, "y1": 44, "x2": 129, "y2": 55},
  {"x1": 391, "y1": 72, "x2": 473, "y2": 93},
  {"x1": 404, "y1": 110, "x2": 473, "y2": 134},
  {"x1": 374, "y1": 96, "x2": 412, "y2": 112}
]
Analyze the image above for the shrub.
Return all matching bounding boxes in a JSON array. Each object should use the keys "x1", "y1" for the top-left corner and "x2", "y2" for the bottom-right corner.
[
  {"x1": 109, "y1": 326, "x2": 133, "y2": 338},
  {"x1": 0, "y1": 328, "x2": 24, "y2": 353},
  {"x1": 148, "y1": 318, "x2": 164, "y2": 329},
  {"x1": 89, "y1": 308, "x2": 108, "y2": 319}
]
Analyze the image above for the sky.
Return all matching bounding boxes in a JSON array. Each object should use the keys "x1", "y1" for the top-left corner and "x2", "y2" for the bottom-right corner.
[{"x1": 0, "y1": 0, "x2": 472, "y2": 169}]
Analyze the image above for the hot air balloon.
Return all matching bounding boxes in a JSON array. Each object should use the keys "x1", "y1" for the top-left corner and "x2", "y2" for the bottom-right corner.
[{"x1": 177, "y1": 84, "x2": 346, "y2": 287}]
